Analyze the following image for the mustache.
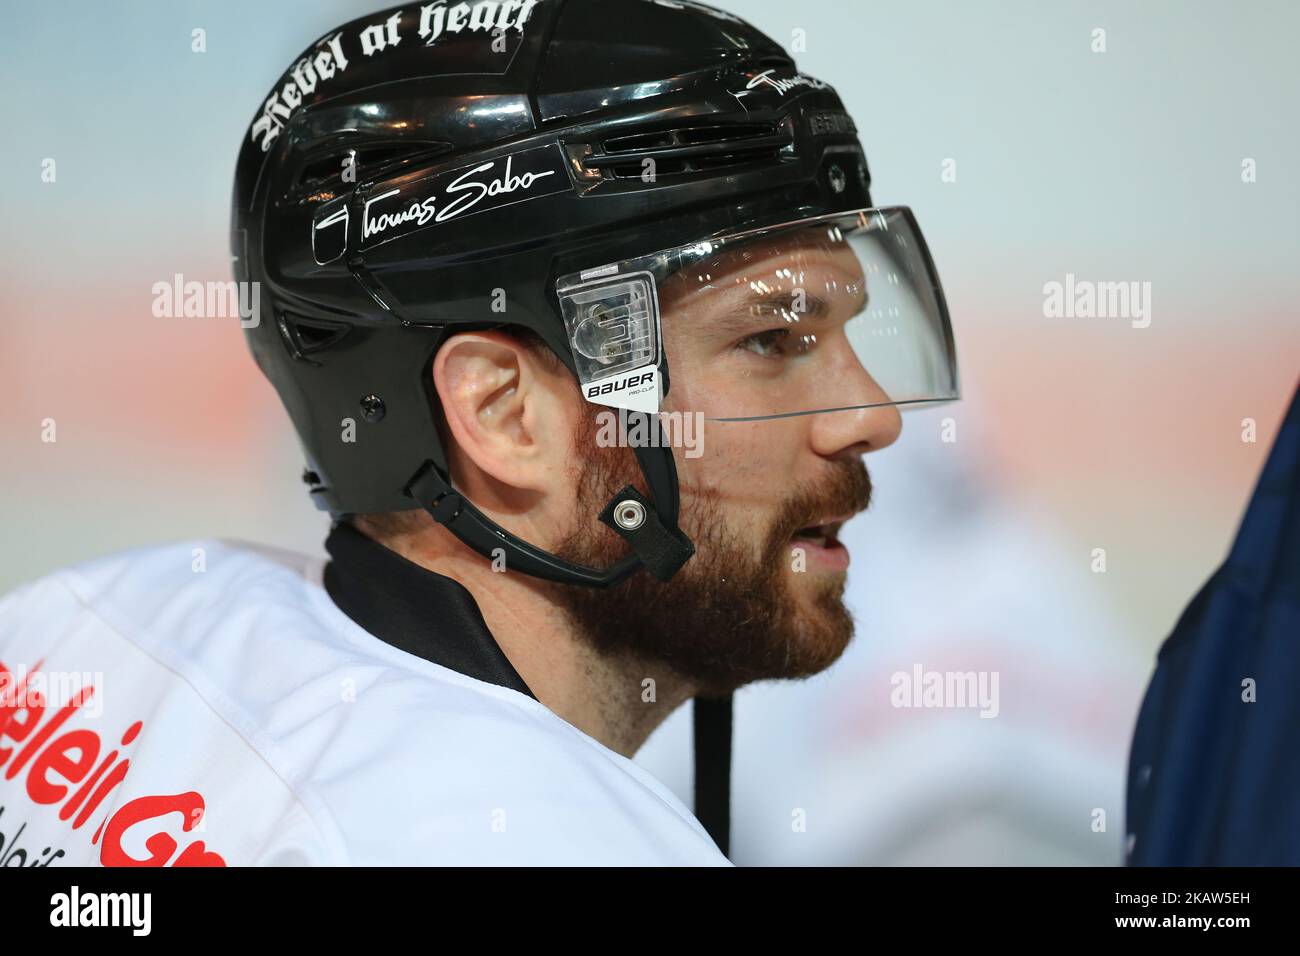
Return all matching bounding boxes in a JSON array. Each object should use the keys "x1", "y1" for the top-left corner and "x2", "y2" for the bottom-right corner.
[{"x1": 774, "y1": 460, "x2": 873, "y2": 539}]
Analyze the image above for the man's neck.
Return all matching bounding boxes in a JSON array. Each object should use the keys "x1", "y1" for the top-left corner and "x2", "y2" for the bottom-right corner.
[{"x1": 358, "y1": 521, "x2": 696, "y2": 756}]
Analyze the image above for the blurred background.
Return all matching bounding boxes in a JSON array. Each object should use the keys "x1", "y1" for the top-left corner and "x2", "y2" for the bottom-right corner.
[{"x1": 1, "y1": 0, "x2": 1296, "y2": 865}]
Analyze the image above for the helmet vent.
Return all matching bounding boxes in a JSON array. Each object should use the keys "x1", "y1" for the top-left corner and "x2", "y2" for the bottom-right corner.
[
  {"x1": 285, "y1": 141, "x2": 452, "y2": 203},
  {"x1": 278, "y1": 313, "x2": 352, "y2": 361},
  {"x1": 583, "y1": 120, "x2": 792, "y2": 180}
]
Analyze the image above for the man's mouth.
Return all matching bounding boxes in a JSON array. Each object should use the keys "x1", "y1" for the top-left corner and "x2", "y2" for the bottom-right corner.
[{"x1": 790, "y1": 515, "x2": 853, "y2": 570}]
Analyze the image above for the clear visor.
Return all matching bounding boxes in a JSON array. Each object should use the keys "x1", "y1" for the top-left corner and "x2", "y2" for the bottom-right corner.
[{"x1": 556, "y1": 207, "x2": 958, "y2": 420}]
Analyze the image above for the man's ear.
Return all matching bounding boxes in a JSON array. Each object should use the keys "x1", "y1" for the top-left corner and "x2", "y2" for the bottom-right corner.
[{"x1": 432, "y1": 330, "x2": 573, "y2": 492}]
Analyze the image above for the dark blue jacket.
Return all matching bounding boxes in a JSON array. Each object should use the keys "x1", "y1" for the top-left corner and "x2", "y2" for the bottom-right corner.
[{"x1": 1126, "y1": 381, "x2": 1300, "y2": 864}]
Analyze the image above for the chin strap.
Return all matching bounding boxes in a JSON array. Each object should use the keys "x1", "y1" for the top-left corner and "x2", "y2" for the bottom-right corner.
[
  {"x1": 405, "y1": 412, "x2": 693, "y2": 586},
  {"x1": 406, "y1": 459, "x2": 644, "y2": 586},
  {"x1": 694, "y1": 693, "x2": 733, "y2": 857}
]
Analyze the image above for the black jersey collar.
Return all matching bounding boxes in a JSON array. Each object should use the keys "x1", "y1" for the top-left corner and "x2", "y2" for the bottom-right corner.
[{"x1": 323, "y1": 519, "x2": 535, "y2": 700}]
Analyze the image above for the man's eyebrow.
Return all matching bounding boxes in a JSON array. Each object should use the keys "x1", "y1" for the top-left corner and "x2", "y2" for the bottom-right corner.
[{"x1": 707, "y1": 289, "x2": 834, "y2": 334}]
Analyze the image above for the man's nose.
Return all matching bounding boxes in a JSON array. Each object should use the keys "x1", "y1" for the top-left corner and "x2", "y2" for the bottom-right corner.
[{"x1": 808, "y1": 349, "x2": 903, "y2": 459}]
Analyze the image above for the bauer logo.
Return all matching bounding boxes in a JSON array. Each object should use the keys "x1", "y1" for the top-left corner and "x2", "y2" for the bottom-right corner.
[
  {"x1": 583, "y1": 367, "x2": 660, "y2": 415},
  {"x1": 359, "y1": 144, "x2": 571, "y2": 249},
  {"x1": 808, "y1": 110, "x2": 857, "y2": 137}
]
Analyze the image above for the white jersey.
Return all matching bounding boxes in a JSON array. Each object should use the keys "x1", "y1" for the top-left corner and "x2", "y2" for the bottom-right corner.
[{"x1": 0, "y1": 540, "x2": 729, "y2": 867}]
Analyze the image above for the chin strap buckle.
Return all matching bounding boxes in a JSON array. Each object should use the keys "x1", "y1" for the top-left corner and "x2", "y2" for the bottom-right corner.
[{"x1": 598, "y1": 484, "x2": 695, "y2": 582}]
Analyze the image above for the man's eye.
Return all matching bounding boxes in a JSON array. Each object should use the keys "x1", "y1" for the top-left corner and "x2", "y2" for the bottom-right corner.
[
  {"x1": 736, "y1": 328, "x2": 818, "y2": 359},
  {"x1": 737, "y1": 328, "x2": 791, "y2": 358}
]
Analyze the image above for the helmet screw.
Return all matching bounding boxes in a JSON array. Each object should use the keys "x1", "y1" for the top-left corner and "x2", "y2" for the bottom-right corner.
[
  {"x1": 828, "y1": 163, "x2": 846, "y2": 194},
  {"x1": 613, "y1": 499, "x2": 646, "y2": 531},
  {"x1": 360, "y1": 394, "x2": 386, "y2": 423}
]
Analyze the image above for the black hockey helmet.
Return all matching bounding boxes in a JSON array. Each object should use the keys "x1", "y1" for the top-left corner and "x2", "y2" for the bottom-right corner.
[{"x1": 232, "y1": 0, "x2": 956, "y2": 588}]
